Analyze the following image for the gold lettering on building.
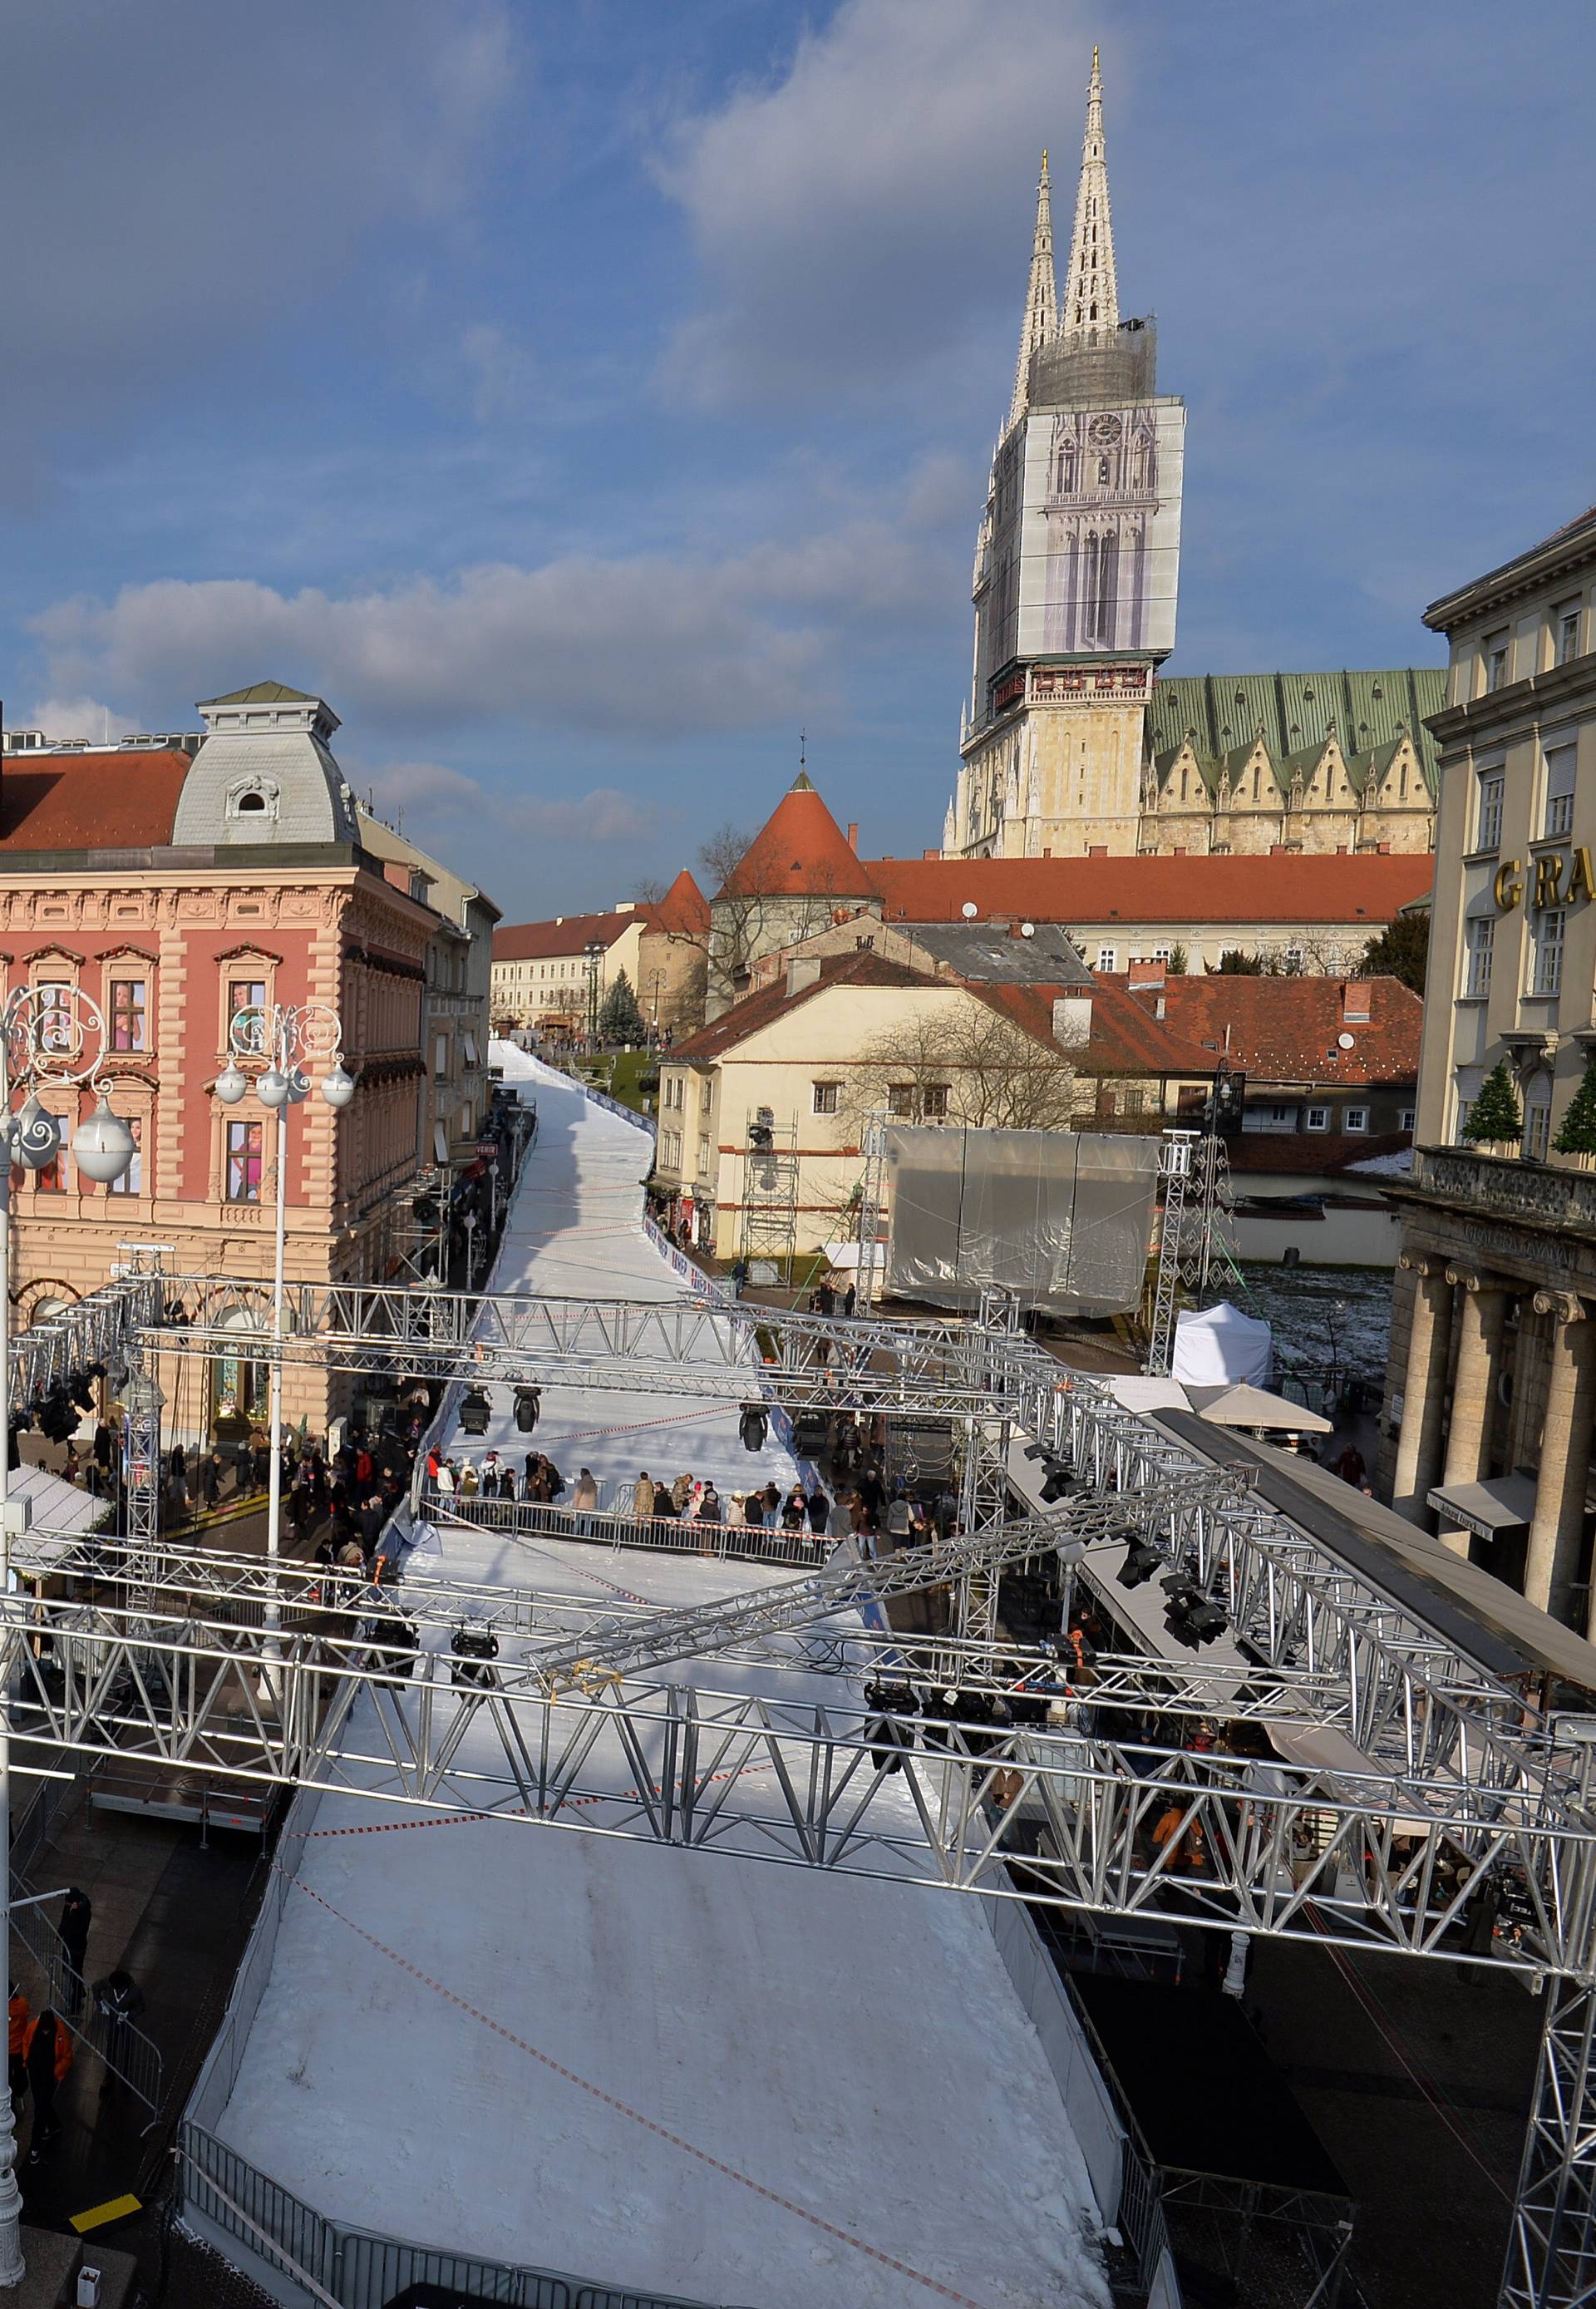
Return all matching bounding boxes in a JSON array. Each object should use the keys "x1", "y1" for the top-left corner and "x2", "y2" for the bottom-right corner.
[
  {"x1": 1568, "y1": 847, "x2": 1596, "y2": 905},
  {"x1": 1534, "y1": 853, "x2": 1566, "y2": 909},
  {"x1": 1494, "y1": 860, "x2": 1524, "y2": 911}
]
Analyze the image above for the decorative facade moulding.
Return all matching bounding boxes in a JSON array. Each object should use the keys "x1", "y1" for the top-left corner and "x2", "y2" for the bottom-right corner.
[
  {"x1": 214, "y1": 943, "x2": 287, "y2": 966},
  {"x1": 96, "y1": 944, "x2": 159, "y2": 968},
  {"x1": 1444, "y1": 1265, "x2": 1506, "y2": 1294},
  {"x1": 22, "y1": 944, "x2": 87, "y2": 968},
  {"x1": 341, "y1": 941, "x2": 426, "y2": 983},
  {"x1": 1398, "y1": 1250, "x2": 1448, "y2": 1279},
  {"x1": 1533, "y1": 1290, "x2": 1590, "y2": 1325}
]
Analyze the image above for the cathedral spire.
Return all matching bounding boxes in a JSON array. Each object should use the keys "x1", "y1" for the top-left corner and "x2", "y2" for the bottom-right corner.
[
  {"x1": 1006, "y1": 148, "x2": 1057, "y2": 432},
  {"x1": 1060, "y1": 43, "x2": 1119, "y2": 338}
]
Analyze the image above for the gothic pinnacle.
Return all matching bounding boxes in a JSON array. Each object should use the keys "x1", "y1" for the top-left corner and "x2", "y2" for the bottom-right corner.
[
  {"x1": 1006, "y1": 146, "x2": 1058, "y2": 433},
  {"x1": 1061, "y1": 42, "x2": 1119, "y2": 338}
]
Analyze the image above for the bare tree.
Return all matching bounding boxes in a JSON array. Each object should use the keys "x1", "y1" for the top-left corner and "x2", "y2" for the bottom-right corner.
[{"x1": 846, "y1": 999, "x2": 1079, "y2": 1132}]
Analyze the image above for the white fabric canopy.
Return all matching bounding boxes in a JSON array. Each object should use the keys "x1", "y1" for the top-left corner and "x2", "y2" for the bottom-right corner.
[
  {"x1": 1170, "y1": 1301, "x2": 1273, "y2": 1389},
  {"x1": 1192, "y1": 1382, "x2": 1332, "y2": 1435},
  {"x1": 7, "y1": 1463, "x2": 112, "y2": 1577}
]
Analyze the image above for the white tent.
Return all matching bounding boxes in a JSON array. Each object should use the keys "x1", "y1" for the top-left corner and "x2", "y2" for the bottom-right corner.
[
  {"x1": 1191, "y1": 1382, "x2": 1332, "y2": 1435},
  {"x1": 1170, "y1": 1300, "x2": 1273, "y2": 1389}
]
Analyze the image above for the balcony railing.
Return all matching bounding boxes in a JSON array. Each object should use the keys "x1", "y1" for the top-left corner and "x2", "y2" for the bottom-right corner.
[{"x1": 1416, "y1": 1146, "x2": 1596, "y2": 1232}]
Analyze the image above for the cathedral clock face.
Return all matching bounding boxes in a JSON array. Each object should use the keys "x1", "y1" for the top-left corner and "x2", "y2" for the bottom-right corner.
[{"x1": 1087, "y1": 414, "x2": 1122, "y2": 447}]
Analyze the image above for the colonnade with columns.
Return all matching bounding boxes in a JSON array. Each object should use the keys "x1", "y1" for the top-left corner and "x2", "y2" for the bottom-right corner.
[{"x1": 1391, "y1": 1250, "x2": 1596, "y2": 1630}]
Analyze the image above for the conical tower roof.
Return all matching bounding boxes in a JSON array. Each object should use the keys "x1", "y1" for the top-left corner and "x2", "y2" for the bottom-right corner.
[
  {"x1": 650, "y1": 866, "x2": 711, "y2": 934},
  {"x1": 719, "y1": 772, "x2": 877, "y2": 899}
]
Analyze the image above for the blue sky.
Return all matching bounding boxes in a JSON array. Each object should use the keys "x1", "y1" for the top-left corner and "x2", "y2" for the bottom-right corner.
[{"x1": 2, "y1": 0, "x2": 1592, "y2": 919}]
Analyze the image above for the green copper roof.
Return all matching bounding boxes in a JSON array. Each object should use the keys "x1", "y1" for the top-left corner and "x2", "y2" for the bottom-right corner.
[
  {"x1": 199, "y1": 680, "x2": 318, "y2": 707},
  {"x1": 1148, "y1": 668, "x2": 1447, "y2": 794}
]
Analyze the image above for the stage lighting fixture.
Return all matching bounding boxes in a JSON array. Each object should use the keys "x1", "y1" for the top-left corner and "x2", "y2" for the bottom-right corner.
[
  {"x1": 739, "y1": 1402, "x2": 769, "y2": 1452},
  {"x1": 1117, "y1": 1542, "x2": 1163, "y2": 1590},
  {"x1": 514, "y1": 1386, "x2": 542, "y2": 1433},
  {"x1": 459, "y1": 1387, "x2": 492, "y2": 1437}
]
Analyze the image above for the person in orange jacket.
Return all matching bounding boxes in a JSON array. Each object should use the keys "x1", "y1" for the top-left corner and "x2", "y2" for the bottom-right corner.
[
  {"x1": 22, "y1": 2009, "x2": 71, "y2": 2161},
  {"x1": 7, "y1": 1982, "x2": 27, "y2": 2099}
]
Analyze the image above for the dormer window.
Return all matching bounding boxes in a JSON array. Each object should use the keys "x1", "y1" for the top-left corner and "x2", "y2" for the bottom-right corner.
[{"x1": 224, "y1": 775, "x2": 281, "y2": 825}]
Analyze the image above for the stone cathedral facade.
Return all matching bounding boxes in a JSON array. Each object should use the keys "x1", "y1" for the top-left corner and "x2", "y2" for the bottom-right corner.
[{"x1": 943, "y1": 55, "x2": 1441, "y2": 863}]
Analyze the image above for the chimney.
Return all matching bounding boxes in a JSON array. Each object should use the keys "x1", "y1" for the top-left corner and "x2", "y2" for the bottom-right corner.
[
  {"x1": 846, "y1": 822, "x2": 859, "y2": 852},
  {"x1": 1042, "y1": 846, "x2": 1052, "y2": 858},
  {"x1": 786, "y1": 956, "x2": 823, "y2": 998},
  {"x1": 922, "y1": 848, "x2": 939, "y2": 860},
  {"x1": 1128, "y1": 960, "x2": 1165, "y2": 993},
  {"x1": 1342, "y1": 979, "x2": 1372, "y2": 1022},
  {"x1": 1088, "y1": 843, "x2": 1107, "y2": 857}
]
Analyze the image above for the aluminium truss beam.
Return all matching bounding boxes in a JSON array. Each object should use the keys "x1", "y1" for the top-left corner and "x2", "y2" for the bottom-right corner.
[{"x1": 3, "y1": 1609, "x2": 1592, "y2": 1979}]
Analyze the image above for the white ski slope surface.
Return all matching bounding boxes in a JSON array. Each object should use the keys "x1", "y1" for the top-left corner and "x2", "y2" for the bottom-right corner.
[{"x1": 216, "y1": 1053, "x2": 1109, "y2": 2309}]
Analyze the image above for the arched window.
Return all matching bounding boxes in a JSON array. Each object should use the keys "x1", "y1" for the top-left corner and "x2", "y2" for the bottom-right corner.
[{"x1": 234, "y1": 790, "x2": 268, "y2": 813}]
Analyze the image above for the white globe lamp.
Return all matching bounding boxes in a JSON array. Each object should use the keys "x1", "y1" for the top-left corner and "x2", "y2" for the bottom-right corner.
[{"x1": 71, "y1": 1095, "x2": 138, "y2": 1186}]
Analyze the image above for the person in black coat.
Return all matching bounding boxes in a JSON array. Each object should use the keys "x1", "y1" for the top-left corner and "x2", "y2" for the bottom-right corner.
[
  {"x1": 58, "y1": 1888, "x2": 91, "y2": 2016},
  {"x1": 805, "y1": 1486, "x2": 830, "y2": 1536}
]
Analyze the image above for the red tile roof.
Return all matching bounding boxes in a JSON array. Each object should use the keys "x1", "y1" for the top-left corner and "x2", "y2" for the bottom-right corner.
[
  {"x1": 648, "y1": 867, "x2": 710, "y2": 936},
  {"x1": 668, "y1": 952, "x2": 941, "y2": 1062},
  {"x1": 1103, "y1": 972, "x2": 1421, "y2": 1087},
  {"x1": 1228, "y1": 1129, "x2": 1411, "y2": 1177},
  {"x1": 0, "y1": 750, "x2": 191, "y2": 851},
  {"x1": 722, "y1": 774, "x2": 876, "y2": 899},
  {"x1": 492, "y1": 907, "x2": 653, "y2": 964},
  {"x1": 867, "y1": 851, "x2": 1432, "y2": 925}
]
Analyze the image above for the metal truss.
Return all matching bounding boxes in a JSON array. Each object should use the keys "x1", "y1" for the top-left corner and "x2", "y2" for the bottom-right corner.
[
  {"x1": 6, "y1": 1603, "x2": 1594, "y2": 1984},
  {"x1": 8, "y1": 1270, "x2": 164, "y2": 1405},
  {"x1": 27, "y1": 1261, "x2": 1596, "y2": 2307},
  {"x1": 1505, "y1": 1975, "x2": 1596, "y2": 2309}
]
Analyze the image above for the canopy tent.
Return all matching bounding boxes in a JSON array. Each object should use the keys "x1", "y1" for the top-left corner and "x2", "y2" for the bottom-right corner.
[
  {"x1": 1190, "y1": 1383, "x2": 1333, "y2": 1436},
  {"x1": 7, "y1": 1463, "x2": 113, "y2": 1579},
  {"x1": 1170, "y1": 1301, "x2": 1273, "y2": 1389}
]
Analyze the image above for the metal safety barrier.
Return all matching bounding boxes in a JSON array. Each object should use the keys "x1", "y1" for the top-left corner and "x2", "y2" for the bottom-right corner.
[
  {"x1": 426, "y1": 1487, "x2": 827, "y2": 1571},
  {"x1": 177, "y1": 2119, "x2": 745, "y2": 2309}
]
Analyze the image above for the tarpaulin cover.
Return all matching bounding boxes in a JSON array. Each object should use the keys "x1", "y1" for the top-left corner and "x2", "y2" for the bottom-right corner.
[
  {"x1": 883, "y1": 1126, "x2": 1160, "y2": 1316},
  {"x1": 1170, "y1": 1300, "x2": 1273, "y2": 1388}
]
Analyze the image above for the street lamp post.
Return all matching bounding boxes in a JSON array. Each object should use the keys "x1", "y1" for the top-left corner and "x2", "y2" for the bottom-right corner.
[
  {"x1": 214, "y1": 1004, "x2": 353, "y2": 1666},
  {"x1": 0, "y1": 985, "x2": 137, "y2": 2287},
  {"x1": 584, "y1": 940, "x2": 605, "y2": 1047}
]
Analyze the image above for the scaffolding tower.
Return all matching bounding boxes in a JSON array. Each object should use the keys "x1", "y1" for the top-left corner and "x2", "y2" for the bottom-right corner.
[{"x1": 738, "y1": 1108, "x2": 799, "y2": 1272}]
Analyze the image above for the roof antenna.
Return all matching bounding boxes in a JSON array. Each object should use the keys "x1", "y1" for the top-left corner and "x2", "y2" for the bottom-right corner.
[{"x1": 799, "y1": 728, "x2": 806, "y2": 775}]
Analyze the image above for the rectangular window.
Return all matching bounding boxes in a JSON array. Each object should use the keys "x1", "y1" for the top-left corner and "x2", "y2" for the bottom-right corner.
[
  {"x1": 1400, "y1": 1108, "x2": 1416, "y2": 1133},
  {"x1": 1544, "y1": 745, "x2": 1576, "y2": 840},
  {"x1": 1533, "y1": 908, "x2": 1566, "y2": 996},
  {"x1": 1558, "y1": 604, "x2": 1582, "y2": 665},
  {"x1": 1096, "y1": 946, "x2": 1118, "y2": 974},
  {"x1": 1306, "y1": 1106, "x2": 1330, "y2": 1132},
  {"x1": 1344, "y1": 1107, "x2": 1369, "y2": 1133},
  {"x1": 1464, "y1": 915, "x2": 1495, "y2": 997},
  {"x1": 811, "y1": 1081, "x2": 840, "y2": 1116},
  {"x1": 228, "y1": 979, "x2": 267, "y2": 1049},
  {"x1": 1456, "y1": 1098, "x2": 1473, "y2": 1142},
  {"x1": 109, "y1": 977, "x2": 147, "y2": 1052},
  {"x1": 225, "y1": 1120, "x2": 264, "y2": 1203},
  {"x1": 1485, "y1": 632, "x2": 1510, "y2": 693},
  {"x1": 1525, "y1": 1103, "x2": 1553, "y2": 1162},
  {"x1": 1476, "y1": 771, "x2": 1504, "y2": 851},
  {"x1": 921, "y1": 1083, "x2": 950, "y2": 1121},
  {"x1": 886, "y1": 1084, "x2": 917, "y2": 1117},
  {"x1": 108, "y1": 1116, "x2": 143, "y2": 1196},
  {"x1": 433, "y1": 1034, "x2": 448, "y2": 1080},
  {"x1": 433, "y1": 1121, "x2": 450, "y2": 1164},
  {"x1": 700, "y1": 1079, "x2": 712, "y2": 1113},
  {"x1": 1241, "y1": 1103, "x2": 1294, "y2": 1132}
]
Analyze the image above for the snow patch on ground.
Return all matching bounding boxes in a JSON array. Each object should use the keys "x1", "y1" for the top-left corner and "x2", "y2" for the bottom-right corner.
[{"x1": 215, "y1": 1054, "x2": 1109, "y2": 2309}]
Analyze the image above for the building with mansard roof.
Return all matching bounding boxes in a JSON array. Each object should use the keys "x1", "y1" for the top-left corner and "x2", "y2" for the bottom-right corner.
[{"x1": 941, "y1": 53, "x2": 1441, "y2": 864}]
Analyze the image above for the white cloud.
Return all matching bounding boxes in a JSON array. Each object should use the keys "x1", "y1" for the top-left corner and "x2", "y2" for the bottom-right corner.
[
  {"x1": 366, "y1": 760, "x2": 652, "y2": 846},
  {"x1": 28, "y1": 469, "x2": 962, "y2": 743},
  {"x1": 654, "y1": 0, "x2": 1094, "y2": 406},
  {"x1": 26, "y1": 694, "x2": 135, "y2": 745}
]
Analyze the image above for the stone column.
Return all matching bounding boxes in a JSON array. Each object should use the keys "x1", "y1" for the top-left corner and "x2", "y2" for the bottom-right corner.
[
  {"x1": 1439, "y1": 1269, "x2": 1510, "y2": 1556},
  {"x1": 1523, "y1": 1293, "x2": 1596, "y2": 1627},
  {"x1": 1390, "y1": 1252, "x2": 1454, "y2": 1523}
]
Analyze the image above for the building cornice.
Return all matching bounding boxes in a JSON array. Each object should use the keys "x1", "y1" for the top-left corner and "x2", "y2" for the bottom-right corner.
[
  {"x1": 1426, "y1": 656, "x2": 1596, "y2": 747},
  {"x1": 1423, "y1": 517, "x2": 1596, "y2": 634}
]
